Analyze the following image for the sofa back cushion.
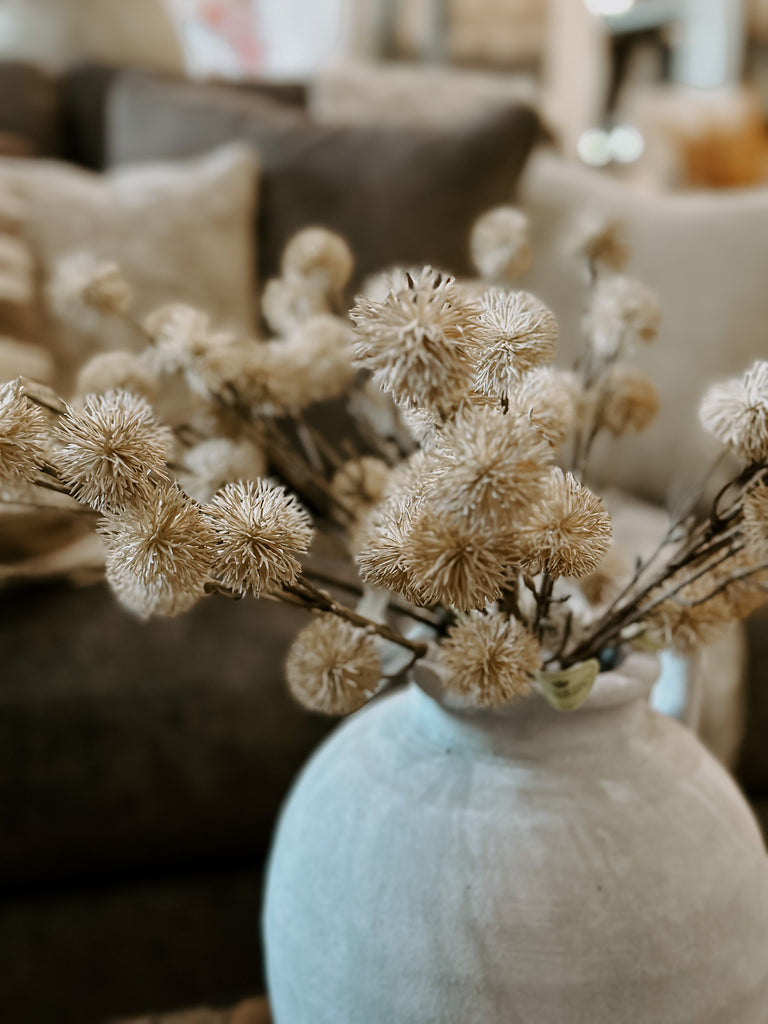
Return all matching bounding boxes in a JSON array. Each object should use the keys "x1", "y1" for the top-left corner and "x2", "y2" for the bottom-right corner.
[
  {"x1": 518, "y1": 149, "x2": 768, "y2": 506},
  {"x1": 107, "y1": 71, "x2": 541, "y2": 292}
]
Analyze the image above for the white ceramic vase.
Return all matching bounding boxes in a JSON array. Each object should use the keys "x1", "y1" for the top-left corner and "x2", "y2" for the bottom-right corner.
[{"x1": 263, "y1": 652, "x2": 768, "y2": 1023}]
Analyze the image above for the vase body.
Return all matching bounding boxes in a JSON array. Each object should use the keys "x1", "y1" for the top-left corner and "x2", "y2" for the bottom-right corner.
[{"x1": 263, "y1": 653, "x2": 768, "y2": 1024}]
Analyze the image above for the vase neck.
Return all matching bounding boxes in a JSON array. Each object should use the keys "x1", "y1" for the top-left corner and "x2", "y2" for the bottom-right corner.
[{"x1": 406, "y1": 656, "x2": 658, "y2": 762}]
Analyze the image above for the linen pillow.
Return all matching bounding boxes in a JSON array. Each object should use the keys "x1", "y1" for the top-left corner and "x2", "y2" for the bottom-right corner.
[
  {"x1": 517, "y1": 147, "x2": 768, "y2": 507},
  {"x1": 107, "y1": 71, "x2": 542, "y2": 291},
  {"x1": 0, "y1": 144, "x2": 258, "y2": 381}
]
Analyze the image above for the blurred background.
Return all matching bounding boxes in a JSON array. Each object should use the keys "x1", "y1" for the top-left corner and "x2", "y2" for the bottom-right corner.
[{"x1": 2, "y1": 2, "x2": 768, "y2": 1022}]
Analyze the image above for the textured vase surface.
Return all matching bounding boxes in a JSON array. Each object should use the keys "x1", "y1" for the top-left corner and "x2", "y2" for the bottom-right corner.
[{"x1": 264, "y1": 652, "x2": 768, "y2": 1024}]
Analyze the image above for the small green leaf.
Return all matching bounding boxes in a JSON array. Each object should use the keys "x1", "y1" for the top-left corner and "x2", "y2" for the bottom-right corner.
[{"x1": 536, "y1": 658, "x2": 600, "y2": 712}]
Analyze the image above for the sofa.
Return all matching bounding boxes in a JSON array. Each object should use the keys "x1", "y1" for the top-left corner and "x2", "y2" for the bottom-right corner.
[{"x1": 1, "y1": 59, "x2": 767, "y2": 1024}]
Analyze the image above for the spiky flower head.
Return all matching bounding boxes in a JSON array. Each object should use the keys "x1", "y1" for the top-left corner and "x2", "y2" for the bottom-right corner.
[
  {"x1": 438, "y1": 610, "x2": 541, "y2": 707},
  {"x1": 355, "y1": 493, "x2": 422, "y2": 601},
  {"x1": 570, "y1": 214, "x2": 629, "y2": 272},
  {"x1": 48, "y1": 250, "x2": 133, "y2": 321},
  {"x1": 584, "y1": 274, "x2": 661, "y2": 358},
  {"x1": 508, "y1": 366, "x2": 578, "y2": 448},
  {"x1": 743, "y1": 482, "x2": 768, "y2": 559},
  {"x1": 403, "y1": 508, "x2": 507, "y2": 611},
  {"x1": 519, "y1": 468, "x2": 612, "y2": 578},
  {"x1": 351, "y1": 267, "x2": 477, "y2": 419},
  {"x1": 0, "y1": 378, "x2": 49, "y2": 484},
  {"x1": 470, "y1": 206, "x2": 532, "y2": 283},
  {"x1": 645, "y1": 593, "x2": 734, "y2": 654},
  {"x1": 473, "y1": 289, "x2": 559, "y2": 401},
  {"x1": 330, "y1": 457, "x2": 390, "y2": 516},
  {"x1": 281, "y1": 227, "x2": 354, "y2": 295},
  {"x1": 99, "y1": 485, "x2": 213, "y2": 619},
  {"x1": 594, "y1": 364, "x2": 659, "y2": 437},
  {"x1": 142, "y1": 304, "x2": 236, "y2": 384},
  {"x1": 285, "y1": 614, "x2": 380, "y2": 715},
  {"x1": 180, "y1": 437, "x2": 266, "y2": 503},
  {"x1": 76, "y1": 351, "x2": 157, "y2": 400},
  {"x1": 261, "y1": 275, "x2": 330, "y2": 337},
  {"x1": 207, "y1": 479, "x2": 313, "y2": 596},
  {"x1": 54, "y1": 390, "x2": 173, "y2": 511},
  {"x1": 699, "y1": 360, "x2": 768, "y2": 463},
  {"x1": 277, "y1": 314, "x2": 356, "y2": 408},
  {"x1": 429, "y1": 405, "x2": 552, "y2": 529}
]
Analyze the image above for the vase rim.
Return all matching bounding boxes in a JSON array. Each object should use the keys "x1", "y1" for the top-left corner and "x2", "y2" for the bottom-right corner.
[{"x1": 411, "y1": 649, "x2": 660, "y2": 717}]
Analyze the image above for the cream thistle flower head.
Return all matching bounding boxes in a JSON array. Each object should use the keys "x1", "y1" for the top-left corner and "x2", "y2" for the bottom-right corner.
[
  {"x1": 473, "y1": 289, "x2": 559, "y2": 401},
  {"x1": 351, "y1": 267, "x2": 477, "y2": 419},
  {"x1": 99, "y1": 485, "x2": 214, "y2": 619},
  {"x1": 278, "y1": 314, "x2": 356, "y2": 408},
  {"x1": 584, "y1": 274, "x2": 661, "y2": 358},
  {"x1": 55, "y1": 390, "x2": 173, "y2": 511},
  {"x1": 429, "y1": 405, "x2": 553, "y2": 528},
  {"x1": 76, "y1": 351, "x2": 158, "y2": 401},
  {"x1": 262, "y1": 275, "x2": 330, "y2": 338},
  {"x1": 402, "y1": 509, "x2": 508, "y2": 611},
  {"x1": 699, "y1": 360, "x2": 768, "y2": 463},
  {"x1": 207, "y1": 480, "x2": 313, "y2": 596},
  {"x1": 508, "y1": 367, "x2": 578, "y2": 448},
  {"x1": 355, "y1": 494, "x2": 422, "y2": 600},
  {"x1": 0, "y1": 378, "x2": 49, "y2": 484},
  {"x1": 48, "y1": 251, "x2": 133, "y2": 320},
  {"x1": 285, "y1": 614, "x2": 380, "y2": 715},
  {"x1": 143, "y1": 304, "x2": 220, "y2": 377},
  {"x1": 594, "y1": 364, "x2": 660, "y2": 437},
  {"x1": 570, "y1": 214, "x2": 629, "y2": 272},
  {"x1": 330, "y1": 456, "x2": 390, "y2": 516},
  {"x1": 470, "y1": 206, "x2": 532, "y2": 283},
  {"x1": 438, "y1": 610, "x2": 541, "y2": 707},
  {"x1": 181, "y1": 438, "x2": 266, "y2": 503},
  {"x1": 281, "y1": 227, "x2": 354, "y2": 296},
  {"x1": 520, "y1": 468, "x2": 612, "y2": 578}
]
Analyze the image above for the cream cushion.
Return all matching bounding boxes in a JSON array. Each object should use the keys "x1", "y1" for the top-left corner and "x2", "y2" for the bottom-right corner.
[
  {"x1": 0, "y1": 145, "x2": 258, "y2": 383},
  {"x1": 518, "y1": 148, "x2": 768, "y2": 505}
]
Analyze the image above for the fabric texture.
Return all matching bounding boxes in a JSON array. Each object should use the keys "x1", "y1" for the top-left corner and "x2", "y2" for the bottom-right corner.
[
  {"x1": 308, "y1": 60, "x2": 538, "y2": 129},
  {"x1": 0, "y1": 144, "x2": 258, "y2": 382},
  {"x1": 107, "y1": 71, "x2": 542, "y2": 290}
]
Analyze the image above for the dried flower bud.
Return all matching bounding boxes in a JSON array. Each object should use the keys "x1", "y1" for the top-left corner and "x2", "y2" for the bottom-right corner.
[
  {"x1": 76, "y1": 351, "x2": 157, "y2": 400},
  {"x1": 331, "y1": 457, "x2": 390, "y2": 516},
  {"x1": 470, "y1": 206, "x2": 532, "y2": 282},
  {"x1": 143, "y1": 304, "x2": 228, "y2": 378},
  {"x1": 519, "y1": 468, "x2": 612, "y2": 578},
  {"x1": 699, "y1": 360, "x2": 768, "y2": 464},
  {"x1": 55, "y1": 390, "x2": 173, "y2": 511},
  {"x1": 594, "y1": 365, "x2": 659, "y2": 437},
  {"x1": 355, "y1": 494, "x2": 422, "y2": 600},
  {"x1": 438, "y1": 610, "x2": 541, "y2": 707},
  {"x1": 281, "y1": 227, "x2": 354, "y2": 295},
  {"x1": 262, "y1": 275, "x2": 330, "y2": 337},
  {"x1": 180, "y1": 437, "x2": 266, "y2": 503},
  {"x1": 584, "y1": 274, "x2": 660, "y2": 358},
  {"x1": 403, "y1": 507, "x2": 507, "y2": 611},
  {"x1": 0, "y1": 378, "x2": 49, "y2": 484},
  {"x1": 100, "y1": 485, "x2": 213, "y2": 619},
  {"x1": 430, "y1": 405, "x2": 552, "y2": 530},
  {"x1": 571, "y1": 214, "x2": 629, "y2": 272},
  {"x1": 351, "y1": 267, "x2": 477, "y2": 419},
  {"x1": 473, "y1": 289, "x2": 559, "y2": 401},
  {"x1": 277, "y1": 314, "x2": 356, "y2": 408},
  {"x1": 508, "y1": 366, "x2": 578, "y2": 448},
  {"x1": 207, "y1": 479, "x2": 313, "y2": 596},
  {"x1": 285, "y1": 614, "x2": 380, "y2": 715},
  {"x1": 48, "y1": 251, "x2": 132, "y2": 321}
]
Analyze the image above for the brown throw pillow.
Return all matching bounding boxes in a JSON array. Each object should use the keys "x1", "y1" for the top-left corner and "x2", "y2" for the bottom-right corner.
[{"x1": 107, "y1": 71, "x2": 542, "y2": 292}]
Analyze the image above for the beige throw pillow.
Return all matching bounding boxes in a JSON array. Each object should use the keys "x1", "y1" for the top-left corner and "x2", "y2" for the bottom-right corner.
[
  {"x1": 517, "y1": 148, "x2": 768, "y2": 507},
  {"x1": 0, "y1": 144, "x2": 258, "y2": 384}
]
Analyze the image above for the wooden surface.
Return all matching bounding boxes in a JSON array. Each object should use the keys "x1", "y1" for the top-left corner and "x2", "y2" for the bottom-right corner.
[{"x1": 114, "y1": 996, "x2": 270, "y2": 1024}]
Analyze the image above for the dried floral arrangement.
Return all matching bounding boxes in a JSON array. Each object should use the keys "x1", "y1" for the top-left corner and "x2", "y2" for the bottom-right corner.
[{"x1": 2, "y1": 212, "x2": 767, "y2": 716}]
